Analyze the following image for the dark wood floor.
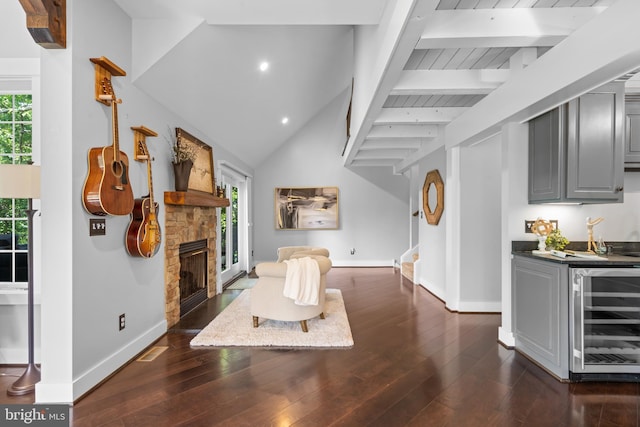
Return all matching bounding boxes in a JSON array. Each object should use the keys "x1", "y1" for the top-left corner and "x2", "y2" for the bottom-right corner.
[{"x1": 2, "y1": 267, "x2": 640, "y2": 426}]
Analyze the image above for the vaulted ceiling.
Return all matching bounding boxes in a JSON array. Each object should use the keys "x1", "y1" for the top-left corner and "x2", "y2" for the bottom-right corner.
[{"x1": 113, "y1": 0, "x2": 637, "y2": 172}]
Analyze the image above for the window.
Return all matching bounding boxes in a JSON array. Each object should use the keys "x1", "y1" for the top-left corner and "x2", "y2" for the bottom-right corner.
[{"x1": 0, "y1": 94, "x2": 33, "y2": 285}]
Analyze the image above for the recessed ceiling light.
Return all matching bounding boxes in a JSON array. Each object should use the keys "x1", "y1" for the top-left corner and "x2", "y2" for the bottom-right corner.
[
  {"x1": 259, "y1": 61, "x2": 269, "y2": 72},
  {"x1": 281, "y1": 117, "x2": 289, "y2": 125}
]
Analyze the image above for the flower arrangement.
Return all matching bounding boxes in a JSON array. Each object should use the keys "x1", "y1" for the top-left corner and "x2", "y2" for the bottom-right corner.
[
  {"x1": 166, "y1": 127, "x2": 197, "y2": 164},
  {"x1": 546, "y1": 228, "x2": 570, "y2": 251}
]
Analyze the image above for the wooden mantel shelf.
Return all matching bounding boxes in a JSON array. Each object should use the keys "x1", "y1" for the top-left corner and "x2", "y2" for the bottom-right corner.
[{"x1": 164, "y1": 191, "x2": 230, "y2": 208}]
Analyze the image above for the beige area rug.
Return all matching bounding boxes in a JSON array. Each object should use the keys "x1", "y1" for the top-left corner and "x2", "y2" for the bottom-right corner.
[
  {"x1": 226, "y1": 277, "x2": 257, "y2": 290},
  {"x1": 190, "y1": 289, "x2": 354, "y2": 348}
]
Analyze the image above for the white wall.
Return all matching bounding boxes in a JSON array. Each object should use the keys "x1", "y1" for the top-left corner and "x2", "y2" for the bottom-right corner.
[
  {"x1": 0, "y1": 2, "x2": 40, "y2": 58},
  {"x1": 0, "y1": 1, "x2": 42, "y2": 365},
  {"x1": 254, "y1": 89, "x2": 410, "y2": 266},
  {"x1": 459, "y1": 135, "x2": 502, "y2": 311},
  {"x1": 417, "y1": 147, "x2": 446, "y2": 299},
  {"x1": 417, "y1": 138, "x2": 502, "y2": 312},
  {"x1": 419, "y1": 118, "x2": 640, "y2": 318}
]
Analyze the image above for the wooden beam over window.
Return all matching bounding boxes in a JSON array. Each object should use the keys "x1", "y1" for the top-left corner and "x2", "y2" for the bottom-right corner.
[{"x1": 18, "y1": 0, "x2": 66, "y2": 49}]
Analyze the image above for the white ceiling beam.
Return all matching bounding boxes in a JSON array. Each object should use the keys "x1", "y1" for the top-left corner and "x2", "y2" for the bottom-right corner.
[
  {"x1": 396, "y1": 0, "x2": 640, "y2": 173},
  {"x1": 343, "y1": 0, "x2": 441, "y2": 167},
  {"x1": 391, "y1": 69, "x2": 510, "y2": 96},
  {"x1": 360, "y1": 139, "x2": 424, "y2": 150},
  {"x1": 351, "y1": 159, "x2": 399, "y2": 167},
  {"x1": 356, "y1": 150, "x2": 416, "y2": 159},
  {"x1": 509, "y1": 48, "x2": 537, "y2": 71},
  {"x1": 416, "y1": 8, "x2": 606, "y2": 49},
  {"x1": 395, "y1": 139, "x2": 445, "y2": 173},
  {"x1": 376, "y1": 107, "x2": 466, "y2": 124},
  {"x1": 368, "y1": 124, "x2": 438, "y2": 139}
]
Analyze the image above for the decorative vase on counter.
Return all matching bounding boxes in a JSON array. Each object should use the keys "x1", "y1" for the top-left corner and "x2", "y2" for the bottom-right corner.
[{"x1": 172, "y1": 160, "x2": 193, "y2": 192}]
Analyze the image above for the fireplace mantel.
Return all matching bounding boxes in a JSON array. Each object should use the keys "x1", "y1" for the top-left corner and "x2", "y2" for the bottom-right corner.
[{"x1": 164, "y1": 191, "x2": 230, "y2": 208}]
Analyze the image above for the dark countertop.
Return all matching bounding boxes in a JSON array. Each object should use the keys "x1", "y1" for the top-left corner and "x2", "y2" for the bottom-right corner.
[{"x1": 512, "y1": 241, "x2": 640, "y2": 267}]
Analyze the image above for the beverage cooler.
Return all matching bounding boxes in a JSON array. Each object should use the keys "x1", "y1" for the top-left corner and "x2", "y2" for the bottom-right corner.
[{"x1": 570, "y1": 268, "x2": 640, "y2": 381}]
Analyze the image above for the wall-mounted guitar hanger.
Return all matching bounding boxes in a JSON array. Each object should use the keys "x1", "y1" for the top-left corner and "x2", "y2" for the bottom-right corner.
[{"x1": 89, "y1": 56, "x2": 126, "y2": 106}]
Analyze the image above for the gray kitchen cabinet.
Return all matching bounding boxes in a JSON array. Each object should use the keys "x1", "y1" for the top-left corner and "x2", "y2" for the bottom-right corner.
[
  {"x1": 625, "y1": 97, "x2": 640, "y2": 168},
  {"x1": 529, "y1": 82, "x2": 624, "y2": 204},
  {"x1": 512, "y1": 255, "x2": 569, "y2": 380}
]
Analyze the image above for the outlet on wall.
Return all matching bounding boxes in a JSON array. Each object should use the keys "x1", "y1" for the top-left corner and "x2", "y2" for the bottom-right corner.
[{"x1": 119, "y1": 313, "x2": 126, "y2": 331}]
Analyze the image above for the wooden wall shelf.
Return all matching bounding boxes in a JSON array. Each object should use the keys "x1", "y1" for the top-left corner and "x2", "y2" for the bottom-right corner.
[
  {"x1": 89, "y1": 56, "x2": 126, "y2": 105},
  {"x1": 131, "y1": 125, "x2": 157, "y2": 161},
  {"x1": 164, "y1": 191, "x2": 230, "y2": 208}
]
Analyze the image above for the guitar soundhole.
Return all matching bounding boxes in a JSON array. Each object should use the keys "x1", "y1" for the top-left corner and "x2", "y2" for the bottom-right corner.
[{"x1": 111, "y1": 161, "x2": 123, "y2": 178}]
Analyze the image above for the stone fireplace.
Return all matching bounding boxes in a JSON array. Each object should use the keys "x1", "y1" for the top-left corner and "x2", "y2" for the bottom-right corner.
[{"x1": 164, "y1": 191, "x2": 228, "y2": 328}]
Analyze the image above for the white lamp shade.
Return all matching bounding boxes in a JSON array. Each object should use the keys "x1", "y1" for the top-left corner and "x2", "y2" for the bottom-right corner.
[{"x1": 0, "y1": 164, "x2": 41, "y2": 199}]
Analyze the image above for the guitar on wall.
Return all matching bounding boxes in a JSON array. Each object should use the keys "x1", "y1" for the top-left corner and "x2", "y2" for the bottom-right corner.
[
  {"x1": 126, "y1": 138, "x2": 161, "y2": 258},
  {"x1": 82, "y1": 78, "x2": 134, "y2": 216}
]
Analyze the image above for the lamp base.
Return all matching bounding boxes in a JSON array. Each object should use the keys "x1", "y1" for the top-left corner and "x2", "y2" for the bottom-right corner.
[{"x1": 7, "y1": 363, "x2": 40, "y2": 396}]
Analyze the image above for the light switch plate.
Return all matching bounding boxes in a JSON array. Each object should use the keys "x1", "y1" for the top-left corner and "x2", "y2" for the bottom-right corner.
[{"x1": 90, "y1": 219, "x2": 106, "y2": 236}]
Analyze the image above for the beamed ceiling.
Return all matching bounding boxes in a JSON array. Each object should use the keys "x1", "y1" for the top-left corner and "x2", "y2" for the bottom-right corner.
[{"x1": 111, "y1": 0, "x2": 639, "y2": 173}]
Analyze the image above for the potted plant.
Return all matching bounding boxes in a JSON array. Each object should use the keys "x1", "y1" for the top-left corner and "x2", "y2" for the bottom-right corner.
[
  {"x1": 546, "y1": 228, "x2": 570, "y2": 251},
  {"x1": 167, "y1": 129, "x2": 197, "y2": 191}
]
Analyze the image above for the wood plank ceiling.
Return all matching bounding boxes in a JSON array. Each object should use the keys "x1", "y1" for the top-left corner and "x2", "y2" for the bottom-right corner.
[{"x1": 344, "y1": 0, "x2": 614, "y2": 169}]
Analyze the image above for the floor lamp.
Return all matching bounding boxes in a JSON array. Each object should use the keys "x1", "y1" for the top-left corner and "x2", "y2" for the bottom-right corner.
[{"x1": 0, "y1": 164, "x2": 41, "y2": 396}]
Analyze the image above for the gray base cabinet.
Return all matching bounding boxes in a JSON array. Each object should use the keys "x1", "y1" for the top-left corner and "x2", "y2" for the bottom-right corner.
[
  {"x1": 529, "y1": 82, "x2": 624, "y2": 204},
  {"x1": 512, "y1": 255, "x2": 569, "y2": 380}
]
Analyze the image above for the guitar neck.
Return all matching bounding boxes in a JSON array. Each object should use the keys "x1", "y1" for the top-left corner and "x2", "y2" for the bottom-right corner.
[
  {"x1": 111, "y1": 99, "x2": 121, "y2": 161},
  {"x1": 147, "y1": 157, "x2": 155, "y2": 207}
]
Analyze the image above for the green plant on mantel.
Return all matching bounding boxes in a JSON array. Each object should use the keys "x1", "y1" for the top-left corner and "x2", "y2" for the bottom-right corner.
[{"x1": 546, "y1": 228, "x2": 570, "y2": 251}]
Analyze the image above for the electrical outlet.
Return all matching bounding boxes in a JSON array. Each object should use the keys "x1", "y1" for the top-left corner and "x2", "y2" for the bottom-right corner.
[{"x1": 119, "y1": 313, "x2": 126, "y2": 331}]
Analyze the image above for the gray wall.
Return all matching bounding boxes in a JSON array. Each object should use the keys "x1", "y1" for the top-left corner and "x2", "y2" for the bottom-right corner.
[{"x1": 35, "y1": 0, "x2": 251, "y2": 401}]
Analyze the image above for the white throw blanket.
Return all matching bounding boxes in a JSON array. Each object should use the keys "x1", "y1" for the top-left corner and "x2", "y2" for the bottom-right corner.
[{"x1": 282, "y1": 257, "x2": 320, "y2": 305}]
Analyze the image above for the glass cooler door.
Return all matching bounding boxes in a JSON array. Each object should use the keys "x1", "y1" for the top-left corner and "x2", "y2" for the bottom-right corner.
[{"x1": 572, "y1": 269, "x2": 640, "y2": 373}]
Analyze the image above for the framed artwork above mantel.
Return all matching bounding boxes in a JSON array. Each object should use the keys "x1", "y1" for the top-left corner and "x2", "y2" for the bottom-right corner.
[{"x1": 176, "y1": 127, "x2": 215, "y2": 194}]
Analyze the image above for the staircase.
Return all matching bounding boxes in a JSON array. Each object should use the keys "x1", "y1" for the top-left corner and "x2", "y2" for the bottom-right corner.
[{"x1": 401, "y1": 253, "x2": 419, "y2": 282}]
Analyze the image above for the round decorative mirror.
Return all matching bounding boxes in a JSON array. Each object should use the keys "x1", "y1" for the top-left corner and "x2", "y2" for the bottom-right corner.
[{"x1": 422, "y1": 169, "x2": 444, "y2": 225}]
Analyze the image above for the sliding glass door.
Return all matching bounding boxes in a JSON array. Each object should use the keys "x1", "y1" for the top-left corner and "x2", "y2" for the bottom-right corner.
[{"x1": 219, "y1": 166, "x2": 250, "y2": 285}]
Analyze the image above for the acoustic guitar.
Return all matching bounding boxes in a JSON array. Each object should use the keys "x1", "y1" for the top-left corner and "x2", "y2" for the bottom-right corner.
[
  {"x1": 126, "y1": 138, "x2": 161, "y2": 258},
  {"x1": 82, "y1": 79, "x2": 134, "y2": 216}
]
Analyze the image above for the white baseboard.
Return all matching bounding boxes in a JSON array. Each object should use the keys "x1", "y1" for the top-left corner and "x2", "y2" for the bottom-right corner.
[
  {"x1": 417, "y1": 282, "x2": 501, "y2": 313},
  {"x1": 35, "y1": 382, "x2": 74, "y2": 404},
  {"x1": 330, "y1": 259, "x2": 394, "y2": 267},
  {"x1": 35, "y1": 320, "x2": 166, "y2": 404},
  {"x1": 417, "y1": 282, "x2": 445, "y2": 302},
  {"x1": 498, "y1": 327, "x2": 515, "y2": 348},
  {"x1": 254, "y1": 259, "x2": 395, "y2": 268},
  {"x1": 456, "y1": 301, "x2": 501, "y2": 313}
]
